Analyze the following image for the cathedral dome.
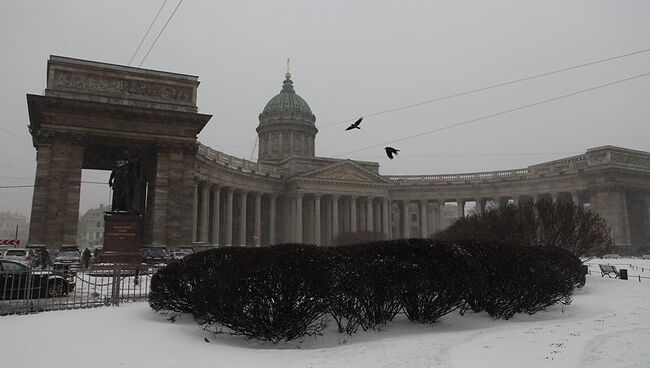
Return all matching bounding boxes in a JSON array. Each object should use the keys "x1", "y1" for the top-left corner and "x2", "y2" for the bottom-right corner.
[
  {"x1": 257, "y1": 72, "x2": 317, "y2": 162},
  {"x1": 262, "y1": 74, "x2": 313, "y2": 116}
]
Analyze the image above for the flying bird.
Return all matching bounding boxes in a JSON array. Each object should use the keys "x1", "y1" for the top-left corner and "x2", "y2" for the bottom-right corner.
[
  {"x1": 204, "y1": 338, "x2": 210, "y2": 343},
  {"x1": 385, "y1": 146, "x2": 400, "y2": 159},
  {"x1": 345, "y1": 117, "x2": 363, "y2": 131}
]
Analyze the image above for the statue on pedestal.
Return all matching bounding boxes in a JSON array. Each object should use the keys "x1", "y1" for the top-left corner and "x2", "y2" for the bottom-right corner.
[{"x1": 109, "y1": 153, "x2": 143, "y2": 213}]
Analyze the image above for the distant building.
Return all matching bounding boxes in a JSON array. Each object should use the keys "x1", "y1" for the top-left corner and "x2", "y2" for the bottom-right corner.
[
  {"x1": 77, "y1": 204, "x2": 109, "y2": 248},
  {"x1": 0, "y1": 212, "x2": 29, "y2": 245}
]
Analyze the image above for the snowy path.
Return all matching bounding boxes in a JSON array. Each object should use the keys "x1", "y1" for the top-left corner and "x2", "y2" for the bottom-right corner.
[{"x1": 1, "y1": 263, "x2": 649, "y2": 368}]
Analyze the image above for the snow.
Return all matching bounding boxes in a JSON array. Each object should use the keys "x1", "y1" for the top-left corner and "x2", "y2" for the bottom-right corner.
[{"x1": 1, "y1": 258, "x2": 649, "y2": 368}]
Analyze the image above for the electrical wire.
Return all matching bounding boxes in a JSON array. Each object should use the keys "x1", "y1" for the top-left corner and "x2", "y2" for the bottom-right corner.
[
  {"x1": 0, "y1": 181, "x2": 108, "y2": 189},
  {"x1": 334, "y1": 71, "x2": 650, "y2": 157},
  {"x1": 320, "y1": 46, "x2": 650, "y2": 129},
  {"x1": 128, "y1": 0, "x2": 169, "y2": 66},
  {"x1": 221, "y1": 46, "x2": 650, "y2": 151},
  {"x1": 137, "y1": 0, "x2": 184, "y2": 68},
  {"x1": 345, "y1": 151, "x2": 583, "y2": 159}
]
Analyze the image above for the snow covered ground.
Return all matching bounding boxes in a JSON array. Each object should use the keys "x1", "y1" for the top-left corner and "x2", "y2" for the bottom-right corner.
[{"x1": 1, "y1": 258, "x2": 649, "y2": 368}]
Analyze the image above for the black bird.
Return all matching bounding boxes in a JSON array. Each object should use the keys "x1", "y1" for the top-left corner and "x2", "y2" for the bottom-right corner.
[
  {"x1": 345, "y1": 117, "x2": 363, "y2": 131},
  {"x1": 204, "y1": 338, "x2": 210, "y2": 343},
  {"x1": 385, "y1": 146, "x2": 400, "y2": 159}
]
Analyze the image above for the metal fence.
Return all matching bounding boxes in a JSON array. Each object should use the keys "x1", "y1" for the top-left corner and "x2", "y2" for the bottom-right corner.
[{"x1": 0, "y1": 263, "x2": 163, "y2": 316}]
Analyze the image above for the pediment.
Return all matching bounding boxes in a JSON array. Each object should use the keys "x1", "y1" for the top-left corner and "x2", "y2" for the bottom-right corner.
[{"x1": 300, "y1": 160, "x2": 388, "y2": 184}]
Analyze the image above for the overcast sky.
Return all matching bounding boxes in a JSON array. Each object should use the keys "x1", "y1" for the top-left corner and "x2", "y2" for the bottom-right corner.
[{"x1": 1, "y1": 0, "x2": 649, "y2": 218}]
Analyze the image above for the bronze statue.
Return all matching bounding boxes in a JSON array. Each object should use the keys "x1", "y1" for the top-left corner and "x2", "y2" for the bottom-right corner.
[{"x1": 109, "y1": 154, "x2": 142, "y2": 213}]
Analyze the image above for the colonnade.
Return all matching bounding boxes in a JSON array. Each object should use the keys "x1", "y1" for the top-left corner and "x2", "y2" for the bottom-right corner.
[
  {"x1": 191, "y1": 179, "x2": 392, "y2": 246},
  {"x1": 389, "y1": 190, "x2": 587, "y2": 239},
  {"x1": 192, "y1": 180, "x2": 621, "y2": 246}
]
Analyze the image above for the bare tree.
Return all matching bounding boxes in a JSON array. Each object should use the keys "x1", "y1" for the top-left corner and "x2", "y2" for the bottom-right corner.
[{"x1": 434, "y1": 201, "x2": 613, "y2": 256}]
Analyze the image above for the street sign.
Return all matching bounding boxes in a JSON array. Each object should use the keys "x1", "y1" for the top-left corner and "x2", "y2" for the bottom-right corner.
[{"x1": 0, "y1": 239, "x2": 20, "y2": 246}]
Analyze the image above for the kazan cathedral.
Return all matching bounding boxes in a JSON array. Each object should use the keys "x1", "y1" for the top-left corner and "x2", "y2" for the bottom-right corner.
[{"x1": 26, "y1": 56, "x2": 650, "y2": 253}]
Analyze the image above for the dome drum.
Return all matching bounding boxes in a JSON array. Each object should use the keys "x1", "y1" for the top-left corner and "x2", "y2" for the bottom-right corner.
[{"x1": 257, "y1": 74, "x2": 317, "y2": 162}]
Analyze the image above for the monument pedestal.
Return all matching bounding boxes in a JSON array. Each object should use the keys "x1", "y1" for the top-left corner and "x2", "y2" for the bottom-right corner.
[{"x1": 102, "y1": 212, "x2": 142, "y2": 263}]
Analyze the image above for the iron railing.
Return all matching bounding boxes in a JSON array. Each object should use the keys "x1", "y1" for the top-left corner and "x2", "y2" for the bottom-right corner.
[{"x1": 0, "y1": 263, "x2": 163, "y2": 316}]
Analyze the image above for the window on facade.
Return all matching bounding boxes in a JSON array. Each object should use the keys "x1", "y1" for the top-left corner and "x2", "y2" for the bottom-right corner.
[
  {"x1": 272, "y1": 135, "x2": 279, "y2": 152},
  {"x1": 411, "y1": 213, "x2": 418, "y2": 223}
]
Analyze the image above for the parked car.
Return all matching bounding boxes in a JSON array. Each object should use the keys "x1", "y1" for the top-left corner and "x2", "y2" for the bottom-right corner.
[
  {"x1": 0, "y1": 260, "x2": 75, "y2": 299},
  {"x1": 140, "y1": 247, "x2": 171, "y2": 264},
  {"x1": 0, "y1": 248, "x2": 36, "y2": 267},
  {"x1": 54, "y1": 247, "x2": 81, "y2": 266},
  {"x1": 171, "y1": 250, "x2": 192, "y2": 260}
]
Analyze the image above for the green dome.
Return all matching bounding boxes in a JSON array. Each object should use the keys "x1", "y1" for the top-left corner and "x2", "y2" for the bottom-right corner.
[{"x1": 262, "y1": 77, "x2": 312, "y2": 115}]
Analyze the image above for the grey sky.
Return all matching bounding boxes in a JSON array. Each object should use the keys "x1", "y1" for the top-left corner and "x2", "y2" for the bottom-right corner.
[{"x1": 1, "y1": 0, "x2": 649, "y2": 218}]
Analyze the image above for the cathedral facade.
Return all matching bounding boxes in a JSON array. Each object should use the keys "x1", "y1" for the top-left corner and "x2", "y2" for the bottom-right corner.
[{"x1": 27, "y1": 56, "x2": 650, "y2": 253}]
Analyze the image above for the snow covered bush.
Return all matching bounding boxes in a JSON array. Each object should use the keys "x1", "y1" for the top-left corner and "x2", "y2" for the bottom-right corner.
[
  {"x1": 435, "y1": 201, "x2": 614, "y2": 257},
  {"x1": 327, "y1": 241, "x2": 406, "y2": 334},
  {"x1": 399, "y1": 239, "x2": 473, "y2": 324},
  {"x1": 456, "y1": 241, "x2": 583, "y2": 319},
  {"x1": 193, "y1": 244, "x2": 331, "y2": 343},
  {"x1": 149, "y1": 259, "x2": 194, "y2": 314},
  {"x1": 149, "y1": 238, "x2": 585, "y2": 342}
]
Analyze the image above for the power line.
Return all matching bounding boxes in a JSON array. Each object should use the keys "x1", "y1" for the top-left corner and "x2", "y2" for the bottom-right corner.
[
  {"x1": 345, "y1": 151, "x2": 583, "y2": 159},
  {"x1": 334, "y1": 71, "x2": 650, "y2": 158},
  {"x1": 0, "y1": 181, "x2": 107, "y2": 189},
  {"x1": 320, "y1": 46, "x2": 650, "y2": 129},
  {"x1": 220, "y1": 46, "x2": 650, "y2": 151},
  {"x1": 128, "y1": 0, "x2": 170, "y2": 66},
  {"x1": 137, "y1": 0, "x2": 184, "y2": 68}
]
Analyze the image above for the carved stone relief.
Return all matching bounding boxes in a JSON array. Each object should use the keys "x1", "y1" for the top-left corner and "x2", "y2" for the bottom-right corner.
[{"x1": 52, "y1": 69, "x2": 193, "y2": 104}]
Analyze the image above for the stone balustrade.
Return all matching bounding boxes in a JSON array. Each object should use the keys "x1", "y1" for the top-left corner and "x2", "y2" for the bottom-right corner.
[{"x1": 197, "y1": 144, "x2": 281, "y2": 178}]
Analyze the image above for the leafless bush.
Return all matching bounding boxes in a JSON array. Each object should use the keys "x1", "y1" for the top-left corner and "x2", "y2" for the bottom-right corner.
[{"x1": 434, "y1": 201, "x2": 613, "y2": 256}]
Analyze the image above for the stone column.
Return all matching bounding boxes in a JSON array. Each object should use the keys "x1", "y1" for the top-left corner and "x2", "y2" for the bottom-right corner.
[
  {"x1": 366, "y1": 197, "x2": 374, "y2": 232},
  {"x1": 403, "y1": 200, "x2": 410, "y2": 238},
  {"x1": 296, "y1": 193, "x2": 303, "y2": 243},
  {"x1": 572, "y1": 191, "x2": 580, "y2": 206},
  {"x1": 306, "y1": 197, "x2": 314, "y2": 243},
  {"x1": 192, "y1": 179, "x2": 199, "y2": 243},
  {"x1": 457, "y1": 199, "x2": 465, "y2": 218},
  {"x1": 475, "y1": 198, "x2": 483, "y2": 215},
  {"x1": 381, "y1": 197, "x2": 390, "y2": 240},
  {"x1": 225, "y1": 188, "x2": 233, "y2": 245},
  {"x1": 211, "y1": 185, "x2": 220, "y2": 244},
  {"x1": 200, "y1": 181, "x2": 210, "y2": 242},
  {"x1": 349, "y1": 196, "x2": 357, "y2": 232},
  {"x1": 149, "y1": 149, "x2": 169, "y2": 247},
  {"x1": 593, "y1": 188, "x2": 631, "y2": 247},
  {"x1": 436, "y1": 201, "x2": 445, "y2": 231},
  {"x1": 314, "y1": 194, "x2": 321, "y2": 245},
  {"x1": 239, "y1": 190, "x2": 248, "y2": 246},
  {"x1": 325, "y1": 196, "x2": 332, "y2": 245},
  {"x1": 341, "y1": 198, "x2": 349, "y2": 233},
  {"x1": 269, "y1": 194, "x2": 277, "y2": 245},
  {"x1": 420, "y1": 200, "x2": 428, "y2": 238},
  {"x1": 254, "y1": 192, "x2": 262, "y2": 247},
  {"x1": 332, "y1": 195, "x2": 339, "y2": 243}
]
